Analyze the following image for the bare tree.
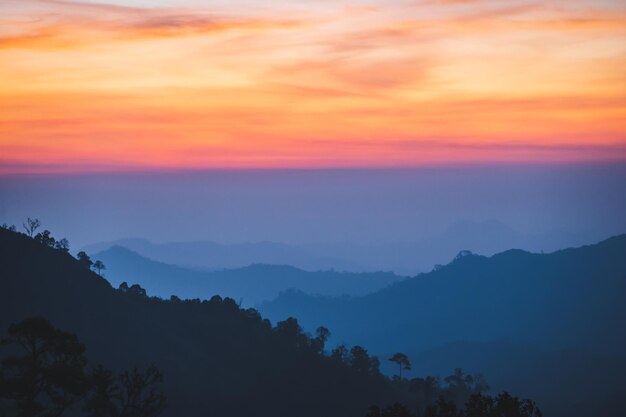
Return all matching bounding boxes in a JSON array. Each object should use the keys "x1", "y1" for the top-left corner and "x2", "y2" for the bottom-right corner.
[
  {"x1": 22, "y1": 217, "x2": 41, "y2": 237},
  {"x1": 93, "y1": 260, "x2": 106, "y2": 276},
  {"x1": 389, "y1": 352, "x2": 411, "y2": 379}
]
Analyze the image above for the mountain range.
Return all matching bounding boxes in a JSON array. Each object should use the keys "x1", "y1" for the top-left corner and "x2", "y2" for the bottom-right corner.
[
  {"x1": 258, "y1": 235, "x2": 626, "y2": 417},
  {"x1": 83, "y1": 220, "x2": 597, "y2": 274},
  {"x1": 259, "y1": 235, "x2": 626, "y2": 354},
  {"x1": 92, "y1": 246, "x2": 403, "y2": 305},
  {"x1": 0, "y1": 228, "x2": 408, "y2": 417},
  {"x1": 2, "y1": 227, "x2": 624, "y2": 416}
]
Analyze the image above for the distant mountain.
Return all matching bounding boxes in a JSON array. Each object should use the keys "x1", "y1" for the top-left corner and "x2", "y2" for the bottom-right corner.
[
  {"x1": 260, "y1": 235, "x2": 626, "y2": 355},
  {"x1": 0, "y1": 228, "x2": 408, "y2": 417},
  {"x1": 84, "y1": 238, "x2": 366, "y2": 272},
  {"x1": 300, "y1": 220, "x2": 599, "y2": 274},
  {"x1": 83, "y1": 220, "x2": 598, "y2": 274},
  {"x1": 93, "y1": 246, "x2": 403, "y2": 305}
]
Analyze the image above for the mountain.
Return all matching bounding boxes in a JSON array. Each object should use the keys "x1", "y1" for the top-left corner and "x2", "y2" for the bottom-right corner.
[
  {"x1": 259, "y1": 236, "x2": 626, "y2": 417},
  {"x1": 83, "y1": 238, "x2": 366, "y2": 272},
  {"x1": 0, "y1": 228, "x2": 407, "y2": 417},
  {"x1": 93, "y1": 246, "x2": 403, "y2": 305},
  {"x1": 260, "y1": 235, "x2": 626, "y2": 355},
  {"x1": 82, "y1": 221, "x2": 597, "y2": 275},
  {"x1": 300, "y1": 220, "x2": 599, "y2": 275}
]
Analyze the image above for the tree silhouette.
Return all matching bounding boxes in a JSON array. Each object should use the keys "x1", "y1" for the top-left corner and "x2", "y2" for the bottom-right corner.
[
  {"x1": 441, "y1": 368, "x2": 488, "y2": 405},
  {"x1": 55, "y1": 238, "x2": 70, "y2": 253},
  {"x1": 312, "y1": 326, "x2": 330, "y2": 353},
  {"x1": 76, "y1": 251, "x2": 93, "y2": 270},
  {"x1": 22, "y1": 217, "x2": 41, "y2": 237},
  {"x1": 0, "y1": 317, "x2": 88, "y2": 416},
  {"x1": 389, "y1": 353, "x2": 411, "y2": 379},
  {"x1": 84, "y1": 365, "x2": 119, "y2": 417},
  {"x1": 1, "y1": 223, "x2": 17, "y2": 232},
  {"x1": 34, "y1": 230, "x2": 56, "y2": 248},
  {"x1": 349, "y1": 346, "x2": 379, "y2": 375},
  {"x1": 330, "y1": 344, "x2": 349, "y2": 363},
  {"x1": 84, "y1": 365, "x2": 166, "y2": 417},
  {"x1": 117, "y1": 366, "x2": 166, "y2": 417},
  {"x1": 0, "y1": 318, "x2": 166, "y2": 417},
  {"x1": 128, "y1": 284, "x2": 147, "y2": 298},
  {"x1": 465, "y1": 392, "x2": 542, "y2": 417},
  {"x1": 93, "y1": 260, "x2": 106, "y2": 276},
  {"x1": 424, "y1": 397, "x2": 460, "y2": 417}
]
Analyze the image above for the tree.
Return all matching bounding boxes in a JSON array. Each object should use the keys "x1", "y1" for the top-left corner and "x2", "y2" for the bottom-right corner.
[
  {"x1": 312, "y1": 326, "x2": 330, "y2": 353},
  {"x1": 0, "y1": 317, "x2": 88, "y2": 417},
  {"x1": 128, "y1": 285, "x2": 147, "y2": 298},
  {"x1": 424, "y1": 397, "x2": 461, "y2": 417},
  {"x1": 117, "y1": 366, "x2": 166, "y2": 417},
  {"x1": 77, "y1": 251, "x2": 93, "y2": 270},
  {"x1": 389, "y1": 352, "x2": 411, "y2": 379},
  {"x1": 34, "y1": 230, "x2": 56, "y2": 248},
  {"x1": 1, "y1": 223, "x2": 16, "y2": 232},
  {"x1": 0, "y1": 318, "x2": 166, "y2": 417},
  {"x1": 349, "y1": 346, "x2": 379, "y2": 375},
  {"x1": 410, "y1": 376, "x2": 440, "y2": 415},
  {"x1": 84, "y1": 366, "x2": 166, "y2": 417},
  {"x1": 22, "y1": 217, "x2": 41, "y2": 237},
  {"x1": 84, "y1": 366, "x2": 119, "y2": 417},
  {"x1": 55, "y1": 238, "x2": 70, "y2": 253},
  {"x1": 93, "y1": 261, "x2": 106, "y2": 276},
  {"x1": 464, "y1": 392, "x2": 542, "y2": 417},
  {"x1": 330, "y1": 344, "x2": 349, "y2": 363},
  {"x1": 442, "y1": 368, "x2": 488, "y2": 405}
]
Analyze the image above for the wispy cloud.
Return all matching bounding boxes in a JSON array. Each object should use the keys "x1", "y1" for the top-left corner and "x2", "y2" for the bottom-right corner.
[{"x1": 0, "y1": 0, "x2": 625, "y2": 172}]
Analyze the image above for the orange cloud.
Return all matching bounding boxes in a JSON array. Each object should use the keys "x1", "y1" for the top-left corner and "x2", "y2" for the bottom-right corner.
[{"x1": 0, "y1": 0, "x2": 625, "y2": 173}]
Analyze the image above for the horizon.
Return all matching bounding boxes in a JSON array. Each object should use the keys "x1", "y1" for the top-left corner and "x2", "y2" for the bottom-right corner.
[{"x1": 2, "y1": 164, "x2": 625, "y2": 258}]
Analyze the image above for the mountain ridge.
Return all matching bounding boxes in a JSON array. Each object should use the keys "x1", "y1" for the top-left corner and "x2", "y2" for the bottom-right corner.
[
  {"x1": 92, "y1": 245, "x2": 404, "y2": 305},
  {"x1": 259, "y1": 234, "x2": 626, "y2": 354}
]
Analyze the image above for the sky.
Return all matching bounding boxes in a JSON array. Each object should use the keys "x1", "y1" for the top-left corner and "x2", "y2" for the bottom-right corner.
[
  {"x1": 1, "y1": 165, "x2": 625, "y2": 249},
  {"x1": 1, "y1": 0, "x2": 625, "y2": 172}
]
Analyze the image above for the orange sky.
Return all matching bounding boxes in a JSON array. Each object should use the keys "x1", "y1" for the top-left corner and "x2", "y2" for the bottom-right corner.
[{"x1": 1, "y1": 0, "x2": 625, "y2": 173}]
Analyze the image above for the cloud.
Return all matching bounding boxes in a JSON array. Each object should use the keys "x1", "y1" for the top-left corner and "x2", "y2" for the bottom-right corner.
[
  {"x1": 1, "y1": 0, "x2": 625, "y2": 171},
  {"x1": 0, "y1": 0, "x2": 311, "y2": 49}
]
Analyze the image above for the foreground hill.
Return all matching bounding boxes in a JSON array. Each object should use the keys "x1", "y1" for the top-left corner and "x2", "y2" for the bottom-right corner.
[
  {"x1": 93, "y1": 246, "x2": 403, "y2": 305},
  {"x1": 261, "y1": 235, "x2": 626, "y2": 354},
  {"x1": 0, "y1": 228, "x2": 406, "y2": 417},
  {"x1": 382, "y1": 341, "x2": 626, "y2": 417}
]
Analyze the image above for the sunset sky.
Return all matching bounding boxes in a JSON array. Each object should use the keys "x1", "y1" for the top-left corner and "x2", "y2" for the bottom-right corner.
[{"x1": 1, "y1": 0, "x2": 625, "y2": 173}]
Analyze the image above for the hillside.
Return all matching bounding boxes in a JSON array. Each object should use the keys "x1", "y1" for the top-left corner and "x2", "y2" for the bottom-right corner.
[
  {"x1": 93, "y1": 246, "x2": 403, "y2": 305},
  {"x1": 260, "y1": 235, "x2": 626, "y2": 354},
  {"x1": 0, "y1": 228, "x2": 406, "y2": 417},
  {"x1": 381, "y1": 341, "x2": 626, "y2": 417},
  {"x1": 258, "y1": 236, "x2": 626, "y2": 417}
]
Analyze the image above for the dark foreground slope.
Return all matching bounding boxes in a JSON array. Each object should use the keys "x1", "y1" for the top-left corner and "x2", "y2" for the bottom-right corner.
[
  {"x1": 261, "y1": 235, "x2": 626, "y2": 354},
  {"x1": 0, "y1": 229, "x2": 402, "y2": 417}
]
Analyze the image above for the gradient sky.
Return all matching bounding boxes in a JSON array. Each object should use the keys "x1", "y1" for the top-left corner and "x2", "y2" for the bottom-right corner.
[
  {"x1": 1, "y1": 0, "x2": 625, "y2": 173},
  {"x1": 2, "y1": 165, "x2": 626, "y2": 249}
]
